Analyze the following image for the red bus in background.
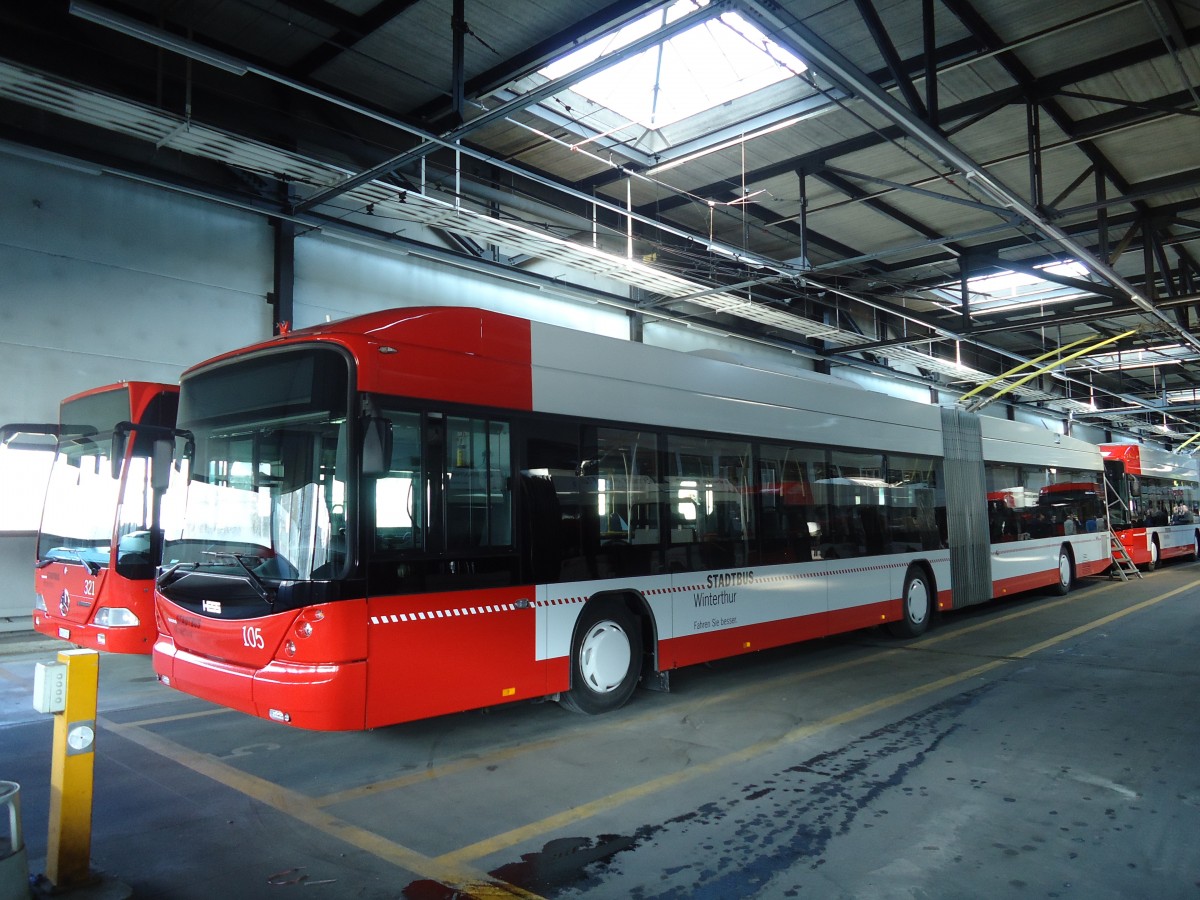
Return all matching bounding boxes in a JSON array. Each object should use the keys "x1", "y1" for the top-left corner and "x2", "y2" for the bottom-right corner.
[
  {"x1": 1101, "y1": 443, "x2": 1200, "y2": 569},
  {"x1": 151, "y1": 307, "x2": 1110, "y2": 731},
  {"x1": 3, "y1": 382, "x2": 179, "y2": 653}
]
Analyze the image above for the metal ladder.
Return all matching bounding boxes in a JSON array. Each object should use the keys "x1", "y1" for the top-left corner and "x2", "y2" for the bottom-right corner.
[
  {"x1": 1102, "y1": 472, "x2": 1142, "y2": 581},
  {"x1": 1108, "y1": 533, "x2": 1142, "y2": 581}
]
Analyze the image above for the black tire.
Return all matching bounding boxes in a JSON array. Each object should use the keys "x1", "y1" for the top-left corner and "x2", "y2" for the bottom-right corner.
[
  {"x1": 1146, "y1": 538, "x2": 1160, "y2": 571},
  {"x1": 1051, "y1": 545, "x2": 1073, "y2": 595},
  {"x1": 887, "y1": 567, "x2": 932, "y2": 638},
  {"x1": 558, "y1": 600, "x2": 641, "y2": 715}
]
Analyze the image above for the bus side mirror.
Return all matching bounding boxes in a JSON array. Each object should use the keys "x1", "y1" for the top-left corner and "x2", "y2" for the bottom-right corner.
[
  {"x1": 362, "y1": 417, "x2": 393, "y2": 477},
  {"x1": 152, "y1": 439, "x2": 174, "y2": 492},
  {"x1": 110, "y1": 431, "x2": 128, "y2": 479}
]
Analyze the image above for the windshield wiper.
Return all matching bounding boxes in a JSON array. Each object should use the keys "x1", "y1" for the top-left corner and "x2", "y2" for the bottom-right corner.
[
  {"x1": 196, "y1": 551, "x2": 273, "y2": 604},
  {"x1": 232, "y1": 553, "x2": 273, "y2": 604},
  {"x1": 38, "y1": 548, "x2": 101, "y2": 577},
  {"x1": 156, "y1": 561, "x2": 198, "y2": 589}
]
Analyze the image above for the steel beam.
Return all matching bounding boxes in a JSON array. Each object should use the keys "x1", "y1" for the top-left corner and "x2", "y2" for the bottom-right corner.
[{"x1": 739, "y1": 0, "x2": 1200, "y2": 355}]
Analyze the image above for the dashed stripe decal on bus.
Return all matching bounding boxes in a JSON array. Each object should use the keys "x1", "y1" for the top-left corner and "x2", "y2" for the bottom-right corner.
[
  {"x1": 366, "y1": 555, "x2": 958, "y2": 629},
  {"x1": 369, "y1": 558, "x2": 956, "y2": 626},
  {"x1": 369, "y1": 604, "x2": 517, "y2": 624}
]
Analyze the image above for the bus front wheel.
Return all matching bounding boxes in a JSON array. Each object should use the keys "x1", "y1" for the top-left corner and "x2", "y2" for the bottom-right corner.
[
  {"x1": 1052, "y1": 546, "x2": 1073, "y2": 595},
  {"x1": 887, "y1": 567, "x2": 932, "y2": 638},
  {"x1": 559, "y1": 600, "x2": 641, "y2": 715}
]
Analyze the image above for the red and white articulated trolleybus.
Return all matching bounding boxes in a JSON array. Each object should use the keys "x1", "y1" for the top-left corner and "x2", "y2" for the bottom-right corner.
[
  {"x1": 151, "y1": 307, "x2": 1110, "y2": 730},
  {"x1": 2, "y1": 382, "x2": 179, "y2": 653},
  {"x1": 1100, "y1": 442, "x2": 1200, "y2": 569}
]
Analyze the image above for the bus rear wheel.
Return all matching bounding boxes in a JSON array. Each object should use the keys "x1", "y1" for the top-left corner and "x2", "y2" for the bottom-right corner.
[
  {"x1": 887, "y1": 567, "x2": 931, "y2": 638},
  {"x1": 559, "y1": 600, "x2": 641, "y2": 715}
]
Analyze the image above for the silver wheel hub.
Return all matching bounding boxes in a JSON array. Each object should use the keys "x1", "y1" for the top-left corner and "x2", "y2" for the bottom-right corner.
[
  {"x1": 906, "y1": 579, "x2": 929, "y2": 625},
  {"x1": 578, "y1": 621, "x2": 631, "y2": 694}
]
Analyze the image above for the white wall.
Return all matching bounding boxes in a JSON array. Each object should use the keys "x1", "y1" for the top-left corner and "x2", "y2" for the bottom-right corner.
[{"x1": 0, "y1": 155, "x2": 271, "y2": 627}]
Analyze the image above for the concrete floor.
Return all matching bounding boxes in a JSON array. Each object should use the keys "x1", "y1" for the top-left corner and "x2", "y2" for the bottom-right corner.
[{"x1": 2, "y1": 561, "x2": 1199, "y2": 899}]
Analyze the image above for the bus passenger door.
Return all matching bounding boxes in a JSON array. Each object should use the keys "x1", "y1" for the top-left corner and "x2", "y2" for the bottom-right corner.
[
  {"x1": 368, "y1": 410, "x2": 517, "y2": 593},
  {"x1": 431, "y1": 414, "x2": 518, "y2": 590}
]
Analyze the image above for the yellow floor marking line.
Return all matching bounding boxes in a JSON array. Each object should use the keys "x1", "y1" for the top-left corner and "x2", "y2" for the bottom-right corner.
[
  {"x1": 1004, "y1": 578, "x2": 1199, "y2": 660},
  {"x1": 99, "y1": 715, "x2": 545, "y2": 900},
  {"x1": 122, "y1": 706, "x2": 232, "y2": 727},
  {"x1": 436, "y1": 577, "x2": 1199, "y2": 868}
]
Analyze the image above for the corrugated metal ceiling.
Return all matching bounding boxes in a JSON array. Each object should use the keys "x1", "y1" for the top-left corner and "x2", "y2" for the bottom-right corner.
[{"x1": 0, "y1": 0, "x2": 1198, "y2": 438}]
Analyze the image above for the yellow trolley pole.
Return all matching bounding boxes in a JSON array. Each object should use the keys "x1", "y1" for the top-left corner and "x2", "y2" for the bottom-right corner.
[
  {"x1": 1175, "y1": 430, "x2": 1200, "y2": 452},
  {"x1": 962, "y1": 329, "x2": 1137, "y2": 412},
  {"x1": 44, "y1": 648, "x2": 98, "y2": 890}
]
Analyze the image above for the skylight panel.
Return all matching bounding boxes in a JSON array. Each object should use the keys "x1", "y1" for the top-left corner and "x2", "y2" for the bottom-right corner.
[
  {"x1": 935, "y1": 261, "x2": 1094, "y2": 312},
  {"x1": 541, "y1": 0, "x2": 806, "y2": 130}
]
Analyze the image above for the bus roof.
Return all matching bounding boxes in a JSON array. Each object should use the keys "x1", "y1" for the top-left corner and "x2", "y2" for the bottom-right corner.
[{"x1": 181, "y1": 306, "x2": 1101, "y2": 467}]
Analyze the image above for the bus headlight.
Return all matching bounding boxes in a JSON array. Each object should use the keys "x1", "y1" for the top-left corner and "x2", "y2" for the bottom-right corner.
[
  {"x1": 93, "y1": 607, "x2": 140, "y2": 627},
  {"x1": 34, "y1": 593, "x2": 48, "y2": 612}
]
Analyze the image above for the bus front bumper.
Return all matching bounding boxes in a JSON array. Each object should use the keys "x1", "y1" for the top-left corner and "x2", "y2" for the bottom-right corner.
[{"x1": 153, "y1": 637, "x2": 368, "y2": 731}]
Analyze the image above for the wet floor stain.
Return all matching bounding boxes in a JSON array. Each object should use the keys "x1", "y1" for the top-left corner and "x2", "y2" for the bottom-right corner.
[{"x1": 402, "y1": 683, "x2": 996, "y2": 899}]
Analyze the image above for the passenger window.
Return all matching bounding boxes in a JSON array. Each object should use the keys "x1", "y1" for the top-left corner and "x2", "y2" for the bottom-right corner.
[
  {"x1": 374, "y1": 412, "x2": 423, "y2": 553},
  {"x1": 885, "y1": 454, "x2": 944, "y2": 551},
  {"x1": 759, "y1": 444, "x2": 822, "y2": 563},
  {"x1": 823, "y1": 450, "x2": 885, "y2": 559},
  {"x1": 521, "y1": 422, "x2": 586, "y2": 582},
  {"x1": 445, "y1": 416, "x2": 512, "y2": 549},
  {"x1": 594, "y1": 428, "x2": 660, "y2": 546},
  {"x1": 668, "y1": 434, "x2": 752, "y2": 568}
]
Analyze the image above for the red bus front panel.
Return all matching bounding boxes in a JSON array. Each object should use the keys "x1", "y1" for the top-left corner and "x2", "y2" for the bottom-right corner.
[
  {"x1": 154, "y1": 598, "x2": 371, "y2": 730},
  {"x1": 34, "y1": 564, "x2": 155, "y2": 653},
  {"x1": 32, "y1": 381, "x2": 178, "y2": 654}
]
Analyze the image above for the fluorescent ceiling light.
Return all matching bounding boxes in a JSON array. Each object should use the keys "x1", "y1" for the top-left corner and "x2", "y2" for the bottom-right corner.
[{"x1": 1070, "y1": 343, "x2": 1191, "y2": 372}]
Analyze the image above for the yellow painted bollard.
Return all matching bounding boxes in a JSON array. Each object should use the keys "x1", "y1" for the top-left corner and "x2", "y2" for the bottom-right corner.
[{"x1": 44, "y1": 648, "x2": 98, "y2": 890}]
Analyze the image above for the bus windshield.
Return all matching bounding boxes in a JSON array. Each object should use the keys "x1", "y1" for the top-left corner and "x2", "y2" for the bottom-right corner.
[
  {"x1": 40, "y1": 436, "x2": 119, "y2": 570},
  {"x1": 162, "y1": 348, "x2": 352, "y2": 584},
  {"x1": 38, "y1": 388, "x2": 131, "y2": 570}
]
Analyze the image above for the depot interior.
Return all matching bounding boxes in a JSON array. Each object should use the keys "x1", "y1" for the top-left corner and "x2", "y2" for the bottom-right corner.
[{"x1": 1, "y1": 0, "x2": 1200, "y2": 630}]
